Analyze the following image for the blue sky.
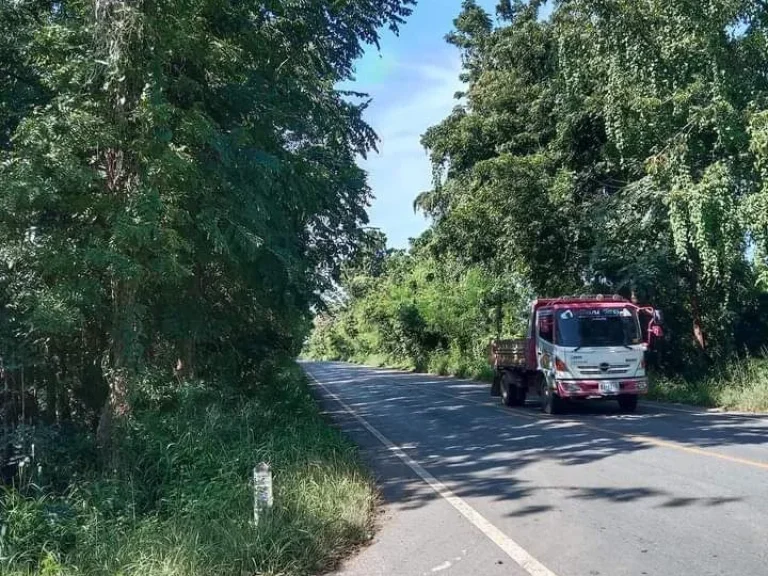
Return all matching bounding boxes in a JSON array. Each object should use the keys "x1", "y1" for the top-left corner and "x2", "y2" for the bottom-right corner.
[{"x1": 342, "y1": 0, "x2": 499, "y2": 248}]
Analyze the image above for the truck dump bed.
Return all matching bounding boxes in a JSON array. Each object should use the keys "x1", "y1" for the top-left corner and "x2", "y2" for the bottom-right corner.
[{"x1": 489, "y1": 339, "x2": 526, "y2": 369}]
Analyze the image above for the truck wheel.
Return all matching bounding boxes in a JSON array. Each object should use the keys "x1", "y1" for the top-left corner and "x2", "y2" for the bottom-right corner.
[
  {"x1": 541, "y1": 379, "x2": 564, "y2": 415},
  {"x1": 516, "y1": 384, "x2": 527, "y2": 406},
  {"x1": 618, "y1": 394, "x2": 638, "y2": 413},
  {"x1": 501, "y1": 373, "x2": 524, "y2": 407}
]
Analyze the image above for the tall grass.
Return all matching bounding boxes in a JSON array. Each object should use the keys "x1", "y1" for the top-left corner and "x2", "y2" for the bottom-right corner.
[
  {"x1": 339, "y1": 345, "x2": 496, "y2": 383},
  {"x1": 649, "y1": 355, "x2": 768, "y2": 412},
  {"x1": 0, "y1": 365, "x2": 376, "y2": 576}
]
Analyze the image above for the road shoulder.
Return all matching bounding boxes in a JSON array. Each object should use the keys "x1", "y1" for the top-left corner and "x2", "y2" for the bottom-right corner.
[{"x1": 306, "y1": 362, "x2": 528, "y2": 576}]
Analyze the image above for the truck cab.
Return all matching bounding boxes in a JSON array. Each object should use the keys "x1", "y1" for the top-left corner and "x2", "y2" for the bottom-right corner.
[{"x1": 490, "y1": 295, "x2": 663, "y2": 414}]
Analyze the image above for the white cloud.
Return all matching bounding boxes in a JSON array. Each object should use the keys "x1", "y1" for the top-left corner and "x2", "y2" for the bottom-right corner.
[{"x1": 362, "y1": 56, "x2": 465, "y2": 248}]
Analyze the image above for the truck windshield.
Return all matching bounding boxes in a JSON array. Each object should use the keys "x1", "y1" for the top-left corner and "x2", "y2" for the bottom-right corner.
[{"x1": 556, "y1": 307, "x2": 641, "y2": 348}]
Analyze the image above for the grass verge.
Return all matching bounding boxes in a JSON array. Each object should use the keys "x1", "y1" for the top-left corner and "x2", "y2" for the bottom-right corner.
[
  {"x1": 649, "y1": 356, "x2": 768, "y2": 412},
  {"x1": 341, "y1": 348, "x2": 495, "y2": 383},
  {"x1": 0, "y1": 364, "x2": 376, "y2": 576}
]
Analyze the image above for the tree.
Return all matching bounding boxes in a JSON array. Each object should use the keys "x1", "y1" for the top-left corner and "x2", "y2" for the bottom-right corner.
[
  {"x1": 0, "y1": 0, "x2": 415, "y2": 455},
  {"x1": 416, "y1": 0, "x2": 768, "y2": 360},
  {"x1": 314, "y1": 0, "x2": 768, "y2": 374}
]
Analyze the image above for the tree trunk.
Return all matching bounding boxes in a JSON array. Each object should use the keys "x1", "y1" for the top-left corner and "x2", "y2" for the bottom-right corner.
[
  {"x1": 58, "y1": 372, "x2": 71, "y2": 423},
  {"x1": 97, "y1": 277, "x2": 136, "y2": 462},
  {"x1": 46, "y1": 374, "x2": 57, "y2": 424},
  {"x1": 494, "y1": 303, "x2": 502, "y2": 342},
  {"x1": 96, "y1": 370, "x2": 129, "y2": 455},
  {"x1": 93, "y1": 0, "x2": 143, "y2": 463},
  {"x1": 175, "y1": 336, "x2": 195, "y2": 381},
  {"x1": 690, "y1": 289, "x2": 706, "y2": 350},
  {"x1": 175, "y1": 264, "x2": 203, "y2": 380},
  {"x1": 685, "y1": 252, "x2": 707, "y2": 351},
  {"x1": 20, "y1": 365, "x2": 25, "y2": 424},
  {"x1": 1, "y1": 358, "x2": 8, "y2": 434}
]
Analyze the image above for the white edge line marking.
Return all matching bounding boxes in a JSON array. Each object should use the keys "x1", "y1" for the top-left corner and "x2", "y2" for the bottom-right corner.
[{"x1": 306, "y1": 367, "x2": 560, "y2": 576}]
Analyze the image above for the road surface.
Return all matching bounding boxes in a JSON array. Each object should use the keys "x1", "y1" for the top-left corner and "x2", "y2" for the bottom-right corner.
[{"x1": 303, "y1": 361, "x2": 768, "y2": 576}]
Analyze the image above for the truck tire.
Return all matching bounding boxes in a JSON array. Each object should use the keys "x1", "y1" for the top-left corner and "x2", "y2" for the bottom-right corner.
[
  {"x1": 618, "y1": 394, "x2": 638, "y2": 413},
  {"x1": 516, "y1": 383, "x2": 527, "y2": 406},
  {"x1": 501, "y1": 372, "x2": 525, "y2": 407},
  {"x1": 541, "y1": 378, "x2": 564, "y2": 415}
]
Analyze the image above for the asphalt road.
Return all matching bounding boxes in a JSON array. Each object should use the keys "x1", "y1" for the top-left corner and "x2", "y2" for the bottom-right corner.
[{"x1": 303, "y1": 361, "x2": 768, "y2": 576}]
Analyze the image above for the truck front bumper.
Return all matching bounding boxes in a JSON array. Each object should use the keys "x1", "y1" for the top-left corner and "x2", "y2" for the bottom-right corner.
[{"x1": 556, "y1": 379, "x2": 648, "y2": 398}]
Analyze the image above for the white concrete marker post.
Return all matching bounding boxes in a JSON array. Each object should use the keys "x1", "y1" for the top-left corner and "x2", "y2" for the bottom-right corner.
[{"x1": 252, "y1": 462, "x2": 273, "y2": 527}]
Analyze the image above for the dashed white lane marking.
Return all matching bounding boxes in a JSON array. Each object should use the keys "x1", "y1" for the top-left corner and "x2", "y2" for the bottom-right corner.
[{"x1": 306, "y1": 368, "x2": 560, "y2": 576}]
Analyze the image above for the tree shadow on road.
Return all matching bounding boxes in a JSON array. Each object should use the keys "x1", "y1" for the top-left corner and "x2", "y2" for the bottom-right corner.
[{"x1": 306, "y1": 362, "x2": 765, "y2": 518}]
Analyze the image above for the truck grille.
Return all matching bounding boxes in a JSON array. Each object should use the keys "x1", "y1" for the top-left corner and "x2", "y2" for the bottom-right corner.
[{"x1": 577, "y1": 364, "x2": 631, "y2": 375}]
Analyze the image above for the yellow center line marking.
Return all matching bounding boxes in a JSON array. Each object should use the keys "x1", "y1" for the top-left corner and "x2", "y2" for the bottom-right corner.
[{"x1": 386, "y1": 377, "x2": 768, "y2": 472}]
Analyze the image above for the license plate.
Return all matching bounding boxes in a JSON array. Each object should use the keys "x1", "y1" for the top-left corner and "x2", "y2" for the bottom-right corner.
[{"x1": 599, "y1": 381, "x2": 620, "y2": 395}]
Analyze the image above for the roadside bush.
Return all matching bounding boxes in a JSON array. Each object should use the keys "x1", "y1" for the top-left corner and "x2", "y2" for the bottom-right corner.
[
  {"x1": 0, "y1": 366, "x2": 375, "y2": 576},
  {"x1": 650, "y1": 354, "x2": 768, "y2": 411},
  {"x1": 427, "y1": 351, "x2": 451, "y2": 376}
]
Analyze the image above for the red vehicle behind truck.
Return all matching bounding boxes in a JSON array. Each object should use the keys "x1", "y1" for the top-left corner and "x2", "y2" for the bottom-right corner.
[{"x1": 489, "y1": 295, "x2": 663, "y2": 414}]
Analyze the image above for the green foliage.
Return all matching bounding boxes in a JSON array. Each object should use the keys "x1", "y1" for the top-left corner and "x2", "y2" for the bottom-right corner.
[
  {"x1": 0, "y1": 0, "x2": 415, "y2": 426},
  {"x1": 0, "y1": 366, "x2": 376, "y2": 576},
  {"x1": 650, "y1": 356, "x2": 768, "y2": 412},
  {"x1": 310, "y1": 0, "x2": 768, "y2": 386},
  {"x1": 0, "y1": 0, "x2": 415, "y2": 571},
  {"x1": 305, "y1": 249, "x2": 530, "y2": 376}
]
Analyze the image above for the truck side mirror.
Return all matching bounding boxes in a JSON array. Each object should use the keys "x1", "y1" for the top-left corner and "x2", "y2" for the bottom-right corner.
[{"x1": 653, "y1": 309, "x2": 664, "y2": 325}]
